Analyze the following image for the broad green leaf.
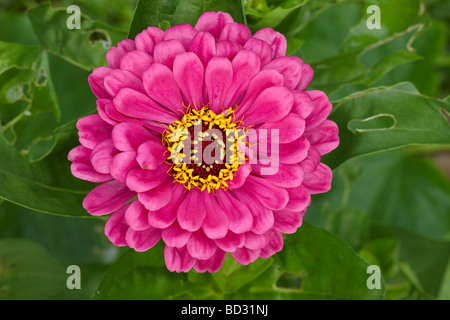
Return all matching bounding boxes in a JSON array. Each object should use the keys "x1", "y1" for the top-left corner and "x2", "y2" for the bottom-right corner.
[
  {"x1": 323, "y1": 206, "x2": 369, "y2": 250},
  {"x1": 0, "y1": 41, "x2": 60, "y2": 160},
  {"x1": 231, "y1": 222, "x2": 385, "y2": 299},
  {"x1": 344, "y1": 151, "x2": 450, "y2": 241},
  {"x1": 128, "y1": 0, "x2": 247, "y2": 39},
  {"x1": 323, "y1": 82, "x2": 450, "y2": 170},
  {"x1": 212, "y1": 254, "x2": 273, "y2": 294},
  {"x1": 0, "y1": 201, "x2": 115, "y2": 265},
  {"x1": 0, "y1": 119, "x2": 92, "y2": 217},
  {"x1": 27, "y1": 2, "x2": 126, "y2": 70},
  {"x1": 246, "y1": 0, "x2": 308, "y2": 33},
  {"x1": 0, "y1": 239, "x2": 66, "y2": 299},
  {"x1": 92, "y1": 244, "x2": 217, "y2": 300}
]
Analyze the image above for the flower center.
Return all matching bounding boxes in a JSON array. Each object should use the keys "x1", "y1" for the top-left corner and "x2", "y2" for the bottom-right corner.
[{"x1": 163, "y1": 105, "x2": 247, "y2": 193}]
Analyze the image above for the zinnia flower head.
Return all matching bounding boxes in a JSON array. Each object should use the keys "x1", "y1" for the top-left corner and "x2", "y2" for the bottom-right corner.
[{"x1": 68, "y1": 11, "x2": 339, "y2": 272}]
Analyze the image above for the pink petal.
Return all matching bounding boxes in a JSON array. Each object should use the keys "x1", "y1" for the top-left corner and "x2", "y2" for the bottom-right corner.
[
  {"x1": 216, "y1": 190, "x2": 253, "y2": 234},
  {"x1": 126, "y1": 227, "x2": 161, "y2": 252},
  {"x1": 253, "y1": 28, "x2": 287, "y2": 59},
  {"x1": 153, "y1": 39, "x2": 186, "y2": 69},
  {"x1": 136, "y1": 140, "x2": 167, "y2": 170},
  {"x1": 243, "y1": 86, "x2": 293, "y2": 126},
  {"x1": 244, "y1": 232, "x2": 269, "y2": 250},
  {"x1": 137, "y1": 178, "x2": 173, "y2": 210},
  {"x1": 291, "y1": 91, "x2": 313, "y2": 119},
  {"x1": 164, "y1": 24, "x2": 198, "y2": 50},
  {"x1": 214, "y1": 231, "x2": 245, "y2": 252},
  {"x1": 90, "y1": 139, "x2": 118, "y2": 174},
  {"x1": 164, "y1": 246, "x2": 196, "y2": 273},
  {"x1": 243, "y1": 38, "x2": 272, "y2": 66},
  {"x1": 273, "y1": 209, "x2": 304, "y2": 234},
  {"x1": 297, "y1": 63, "x2": 314, "y2": 91},
  {"x1": 189, "y1": 32, "x2": 216, "y2": 66},
  {"x1": 234, "y1": 187, "x2": 274, "y2": 235},
  {"x1": 177, "y1": 188, "x2": 206, "y2": 232},
  {"x1": 216, "y1": 40, "x2": 242, "y2": 60},
  {"x1": 106, "y1": 39, "x2": 136, "y2": 69},
  {"x1": 253, "y1": 163, "x2": 304, "y2": 188},
  {"x1": 113, "y1": 88, "x2": 178, "y2": 123},
  {"x1": 148, "y1": 183, "x2": 185, "y2": 229},
  {"x1": 119, "y1": 50, "x2": 153, "y2": 78},
  {"x1": 260, "y1": 229, "x2": 283, "y2": 259},
  {"x1": 173, "y1": 52, "x2": 204, "y2": 108},
  {"x1": 76, "y1": 114, "x2": 113, "y2": 149},
  {"x1": 111, "y1": 122, "x2": 152, "y2": 152},
  {"x1": 258, "y1": 113, "x2": 305, "y2": 144},
  {"x1": 126, "y1": 161, "x2": 169, "y2": 191},
  {"x1": 227, "y1": 163, "x2": 251, "y2": 189},
  {"x1": 284, "y1": 185, "x2": 311, "y2": 212},
  {"x1": 142, "y1": 63, "x2": 184, "y2": 113},
  {"x1": 243, "y1": 175, "x2": 288, "y2": 210},
  {"x1": 223, "y1": 50, "x2": 261, "y2": 108},
  {"x1": 304, "y1": 119, "x2": 339, "y2": 155},
  {"x1": 135, "y1": 26, "x2": 165, "y2": 55},
  {"x1": 70, "y1": 162, "x2": 112, "y2": 183},
  {"x1": 194, "y1": 249, "x2": 226, "y2": 273},
  {"x1": 302, "y1": 163, "x2": 333, "y2": 194},
  {"x1": 300, "y1": 145, "x2": 321, "y2": 173},
  {"x1": 186, "y1": 230, "x2": 217, "y2": 260},
  {"x1": 236, "y1": 69, "x2": 284, "y2": 119},
  {"x1": 125, "y1": 200, "x2": 150, "y2": 231},
  {"x1": 162, "y1": 220, "x2": 191, "y2": 248},
  {"x1": 96, "y1": 99, "x2": 119, "y2": 126},
  {"x1": 305, "y1": 90, "x2": 333, "y2": 130},
  {"x1": 68, "y1": 145, "x2": 112, "y2": 183},
  {"x1": 104, "y1": 69, "x2": 144, "y2": 97},
  {"x1": 88, "y1": 67, "x2": 112, "y2": 99},
  {"x1": 110, "y1": 151, "x2": 138, "y2": 183},
  {"x1": 195, "y1": 11, "x2": 234, "y2": 40},
  {"x1": 83, "y1": 180, "x2": 135, "y2": 216},
  {"x1": 219, "y1": 23, "x2": 252, "y2": 45},
  {"x1": 279, "y1": 136, "x2": 310, "y2": 164},
  {"x1": 205, "y1": 57, "x2": 233, "y2": 113},
  {"x1": 104, "y1": 205, "x2": 129, "y2": 247},
  {"x1": 202, "y1": 193, "x2": 229, "y2": 239},
  {"x1": 262, "y1": 56, "x2": 303, "y2": 90},
  {"x1": 231, "y1": 247, "x2": 260, "y2": 265}
]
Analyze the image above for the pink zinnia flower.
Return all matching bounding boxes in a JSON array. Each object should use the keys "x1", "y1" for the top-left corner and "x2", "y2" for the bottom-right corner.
[{"x1": 68, "y1": 11, "x2": 339, "y2": 272}]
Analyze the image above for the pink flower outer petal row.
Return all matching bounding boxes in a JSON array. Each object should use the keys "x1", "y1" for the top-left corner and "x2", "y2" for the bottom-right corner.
[{"x1": 69, "y1": 11, "x2": 339, "y2": 273}]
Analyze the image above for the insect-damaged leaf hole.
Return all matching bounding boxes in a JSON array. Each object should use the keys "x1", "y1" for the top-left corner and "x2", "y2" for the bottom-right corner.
[
  {"x1": 348, "y1": 113, "x2": 396, "y2": 133},
  {"x1": 275, "y1": 271, "x2": 305, "y2": 290}
]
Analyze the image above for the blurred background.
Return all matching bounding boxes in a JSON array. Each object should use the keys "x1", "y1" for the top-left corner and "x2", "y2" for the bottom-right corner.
[{"x1": 0, "y1": 0, "x2": 449, "y2": 300}]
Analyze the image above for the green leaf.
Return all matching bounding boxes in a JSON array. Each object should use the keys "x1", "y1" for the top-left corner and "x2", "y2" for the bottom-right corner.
[
  {"x1": 129, "y1": 0, "x2": 247, "y2": 39},
  {"x1": 0, "y1": 119, "x2": 92, "y2": 217},
  {"x1": 27, "y1": 2, "x2": 126, "y2": 70},
  {"x1": 0, "y1": 239, "x2": 66, "y2": 299},
  {"x1": 212, "y1": 254, "x2": 273, "y2": 294},
  {"x1": 0, "y1": 41, "x2": 61, "y2": 160},
  {"x1": 246, "y1": 0, "x2": 308, "y2": 33},
  {"x1": 231, "y1": 222, "x2": 385, "y2": 299},
  {"x1": 346, "y1": 150, "x2": 450, "y2": 240},
  {"x1": 323, "y1": 206, "x2": 369, "y2": 250},
  {"x1": 323, "y1": 82, "x2": 450, "y2": 170},
  {"x1": 92, "y1": 243, "x2": 217, "y2": 300}
]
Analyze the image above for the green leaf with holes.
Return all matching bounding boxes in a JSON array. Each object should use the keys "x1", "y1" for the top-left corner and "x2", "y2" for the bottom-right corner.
[
  {"x1": 0, "y1": 119, "x2": 92, "y2": 217},
  {"x1": 323, "y1": 82, "x2": 450, "y2": 170},
  {"x1": 128, "y1": 0, "x2": 247, "y2": 39},
  {"x1": 231, "y1": 222, "x2": 385, "y2": 299},
  {"x1": 27, "y1": 2, "x2": 126, "y2": 70}
]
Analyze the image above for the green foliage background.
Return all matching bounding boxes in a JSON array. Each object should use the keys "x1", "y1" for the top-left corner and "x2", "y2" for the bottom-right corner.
[{"x1": 0, "y1": 0, "x2": 449, "y2": 300}]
